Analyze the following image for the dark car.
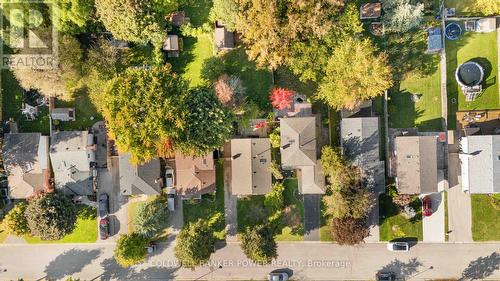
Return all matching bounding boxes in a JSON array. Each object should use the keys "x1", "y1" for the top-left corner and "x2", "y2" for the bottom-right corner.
[
  {"x1": 376, "y1": 272, "x2": 396, "y2": 281},
  {"x1": 99, "y1": 218, "x2": 110, "y2": 240},
  {"x1": 422, "y1": 196, "x2": 433, "y2": 217},
  {"x1": 99, "y1": 193, "x2": 109, "y2": 217}
]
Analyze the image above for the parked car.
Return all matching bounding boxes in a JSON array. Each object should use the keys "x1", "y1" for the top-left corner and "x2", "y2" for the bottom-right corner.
[
  {"x1": 167, "y1": 187, "x2": 176, "y2": 212},
  {"x1": 376, "y1": 271, "x2": 396, "y2": 281},
  {"x1": 99, "y1": 218, "x2": 109, "y2": 240},
  {"x1": 165, "y1": 167, "x2": 174, "y2": 188},
  {"x1": 268, "y1": 272, "x2": 289, "y2": 281},
  {"x1": 422, "y1": 196, "x2": 433, "y2": 217},
  {"x1": 99, "y1": 193, "x2": 109, "y2": 217},
  {"x1": 387, "y1": 241, "x2": 409, "y2": 252}
]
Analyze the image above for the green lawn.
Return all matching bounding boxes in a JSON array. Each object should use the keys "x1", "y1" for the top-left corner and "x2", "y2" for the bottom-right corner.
[
  {"x1": 0, "y1": 225, "x2": 8, "y2": 244},
  {"x1": 237, "y1": 178, "x2": 304, "y2": 241},
  {"x1": 471, "y1": 194, "x2": 500, "y2": 241},
  {"x1": 388, "y1": 56, "x2": 442, "y2": 131},
  {"x1": 169, "y1": 0, "x2": 214, "y2": 88},
  {"x1": 24, "y1": 205, "x2": 98, "y2": 244},
  {"x1": 274, "y1": 67, "x2": 318, "y2": 97},
  {"x1": 1, "y1": 69, "x2": 50, "y2": 134},
  {"x1": 319, "y1": 195, "x2": 333, "y2": 242},
  {"x1": 55, "y1": 92, "x2": 102, "y2": 131},
  {"x1": 183, "y1": 161, "x2": 226, "y2": 240},
  {"x1": 444, "y1": 191, "x2": 449, "y2": 242},
  {"x1": 446, "y1": 30, "x2": 499, "y2": 129},
  {"x1": 379, "y1": 194, "x2": 423, "y2": 241},
  {"x1": 445, "y1": 0, "x2": 488, "y2": 16}
]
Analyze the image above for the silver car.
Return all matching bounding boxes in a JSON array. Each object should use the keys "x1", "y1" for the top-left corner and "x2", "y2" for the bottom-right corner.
[
  {"x1": 387, "y1": 242, "x2": 409, "y2": 252},
  {"x1": 167, "y1": 187, "x2": 176, "y2": 212},
  {"x1": 268, "y1": 272, "x2": 289, "y2": 281},
  {"x1": 165, "y1": 167, "x2": 174, "y2": 188}
]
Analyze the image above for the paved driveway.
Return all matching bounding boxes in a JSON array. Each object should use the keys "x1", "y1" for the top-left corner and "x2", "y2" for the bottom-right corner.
[
  {"x1": 423, "y1": 192, "x2": 445, "y2": 242},
  {"x1": 303, "y1": 194, "x2": 321, "y2": 241}
]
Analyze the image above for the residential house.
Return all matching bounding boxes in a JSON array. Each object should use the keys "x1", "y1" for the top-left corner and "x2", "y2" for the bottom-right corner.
[
  {"x1": 2, "y1": 133, "x2": 49, "y2": 199},
  {"x1": 175, "y1": 152, "x2": 216, "y2": 199},
  {"x1": 274, "y1": 93, "x2": 312, "y2": 118},
  {"x1": 459, "y1": 135, "x2": 500, "y2": 194},
  {"x1": 394, "y1": 136, "x2": 438, "y2": 194},
  {"x1": 50, "y1": 108, "x2": 75, "y2": 122},
  {"x1": 119, "y1": 153, "x2": 162, "y2": 195},
  {"x1": 341, "y1": 117, "x2": 385, "y2": 193},
  {"x1": 215, "y1": 21, "x2": 235, "y2": 51},
  {"x1": 230, "y1": 138, "x2": 272, "y2": 196},
  {"x1": 280, "y1": 117, "x2": 325, "y2": 194},
  {"x1": 50, "y1": 131, "x2": 95, "y2": 196}
]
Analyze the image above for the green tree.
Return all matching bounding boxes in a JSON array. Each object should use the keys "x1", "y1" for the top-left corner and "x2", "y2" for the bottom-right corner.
[
  {"x1": 114, "y1": 233, "x2": 150, "y2": 267},
  {"x1": 3, "y1": 202, "x2": 29, "y2": 235},
  {"x1": 177, "y1": 88, "x2": 233, "y2": 156},
  {"x1": 102, "y1": 65, "x2": 188, "y2": 164},
  {"x1": 331, "y1": 217, "x2": 369, "y2": 245},
  {"x1": 175, "y1": 220, "x2": 216, "y2": 268},
  {"x1": 468, "y1": 0, "x2": 500, "y2": 15},
  {"x1": 289, "y1": 3, "x2": 363, "y2": 82},
  {"x1": 264, "y1": 182, "x2": 285, "y2": 222},
  {"x1": 381, "y1": 0, "x2": 424, "y2": 33},
  {"x1": 134, "y1": 196, "x2": 169, "y2": 238},
  {"x1": 269, "y1": 127, "x2": 281, "y2": 148},
  {"x1": 25, "y1": 193, "x2": 77, "y2": 240},
  {"x1": 323, "y1": 185, "x2": 374, "y2": 220},
  {"x1": 317, "y1": 37, "x2": 392, "y2": 110},
  {"x1": 237, "y1": 0, "x2": 343, "y2": 69},
  {"x1": 268, "y1": 160, "x2": 283, "y2": 180},
  {"x1": 320, "y1": 146, "x2": 357, "y2": 187},
  {"x1": 241, "y1": 224, "x2": 277, "y2": 263},
  {"x1": 52, "y1": 0, "x2": 97, "y2": 34},
  {"x1": 95, "y1": 0, "x2": 177, "y2": 45},
  {"x1": 210, "y1": 0, "x2": 239, "y2": 32}
]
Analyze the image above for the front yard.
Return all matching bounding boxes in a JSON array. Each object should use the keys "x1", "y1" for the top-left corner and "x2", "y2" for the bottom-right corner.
[
  {"x1": 471, "y1": 194, "x2": 500, "y2": 241},
  {"x1": 388, "y1": 57, "x2": 442, "y2": 131},
  {"x1": 183, "y1": 161, "x2": 226, "y2": 240},
  {"x1": 24, "y1": 205, "x2": 98, "y2": 244},
  {"x1": 379, "y1": 193, "x2": 423, "y2": 241},
  {"x1": 237, "y1": 178, "x2": 304, "y2": 241},
  {"x1": 446, "y1": 30, "x2": 499, "y2": 128}
]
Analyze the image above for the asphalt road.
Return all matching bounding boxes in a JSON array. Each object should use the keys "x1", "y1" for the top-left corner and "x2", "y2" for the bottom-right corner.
[{"x1": 0, "y1": 241, "x2": 498, "y2": 280}]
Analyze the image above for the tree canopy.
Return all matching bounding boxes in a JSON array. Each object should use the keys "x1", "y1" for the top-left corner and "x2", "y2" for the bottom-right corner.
[
  {"x1": 237, "y1": 0, "x2": 344, "y2": 69},
  {"x1": 331, "y1": 217, "x2": 370, "y2": 245},
  {"x1": 240, "y1": 224, "x2": 277, "y2": 263},
  {"x1": 176, "y1": 88, "x2": 233, "y2": 156},
  {"x1": 469, "y1": 0, "x2": 500, "y2": 16},
  {"x1": 210, "y1": 0, "x2": 239, "y2": 32},
  {"x1": 3, "y1": 202, "x2": 29, "y2": 235},
  {"x1": 317, "y1": 37, "x2": 392, "y2": 110},
  {"x1": 174, "y1": 220, "x2": 216, "y2": 268},
  {"x1": 381, "y1": 0, "x2": 424, "y2": 33},
  {"x1": 102, "y1": 65, "x2": 187, "y2": 164},
  {"x1": 114, "y1": 233, "x2": 150, "y2": 267},
  {"x1": 25, "y1": 193, "x2": 77, "y2": 240},
  {"x1": 134, "y1": 196, "x2": 169, "y2": 238},
  {"x1": 53, "y1": 0, "x2": 97, "y2": 34},
  {"x1": 95, "y1": 0, "x2": 177, "y2": 45}
]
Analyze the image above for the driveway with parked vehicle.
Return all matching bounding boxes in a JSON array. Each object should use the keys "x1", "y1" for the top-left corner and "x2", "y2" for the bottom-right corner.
[{"x1": 422, "y1": 192, "x2": 445, "y2": 242}]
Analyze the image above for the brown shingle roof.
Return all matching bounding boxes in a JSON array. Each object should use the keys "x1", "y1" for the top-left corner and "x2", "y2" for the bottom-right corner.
[
  {"x1": 175, "y1": 152, "x2": 216, "y2": 197},
  {"x1": 360, "y1": 3, "x2": 382, "y2": 19}
]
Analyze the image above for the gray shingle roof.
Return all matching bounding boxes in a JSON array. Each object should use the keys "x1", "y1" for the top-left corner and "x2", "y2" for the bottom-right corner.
[
  {"x1": 395, "y1": 136, "x2": 438, "y2": 194},
  {"x1": 119, "y1": 153, "x2": 161, "y2": 195},
  {"x1": 460, "y1": 135, "x2": 500, "y2": 193},
  {"x1": 280, "y1": 117, "x2": 316, "y2": 168},
  {"x1": 341, "y1": 117, "x2": 385, "y2": 193},
  {"x1": 230, "y1": 138, "x2": 272, "y2": 195}
]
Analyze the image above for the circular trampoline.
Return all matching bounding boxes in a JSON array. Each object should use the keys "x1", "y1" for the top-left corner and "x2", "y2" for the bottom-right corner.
[
  {"x1": 455, "y1": 61, "x2": 484, "y2": 88},
  {"x1": 445, "y1": 23, "x2": 462, "y2": 40}
]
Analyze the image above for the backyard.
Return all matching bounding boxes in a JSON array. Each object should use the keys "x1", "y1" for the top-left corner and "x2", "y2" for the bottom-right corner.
[
  {"x1": 388, "y1": 58, "x2": 443, "y2": 131},
  {"x1": 1, "y1": 70, "x2": 50, "y2": 134},
  {"x1": 379, "y1": 193, "x2": 423, "y2": 241},
  {"x1": 183, "y1": 161, "x2": 226, "y2": 240},
  {"x1": 237, "y1": 178, "x2": 304, "y2": 241},
  {"x1": 445, "y1": 0, "x2": 490, "y2": 16},
  {"x1": 471, "y1": 194, "x2": 500, "y2": 241},
  {"x1": 446, "y1": 29, "x2": 499, "y2": 128},
  {"x1": 55, "y1": 93, "x2": 102, "y2": 131}
]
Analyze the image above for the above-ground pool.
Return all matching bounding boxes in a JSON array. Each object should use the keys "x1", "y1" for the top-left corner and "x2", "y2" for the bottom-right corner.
[{"x1": 445, "y1": 23, "x2": 462, "y2": 40}]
